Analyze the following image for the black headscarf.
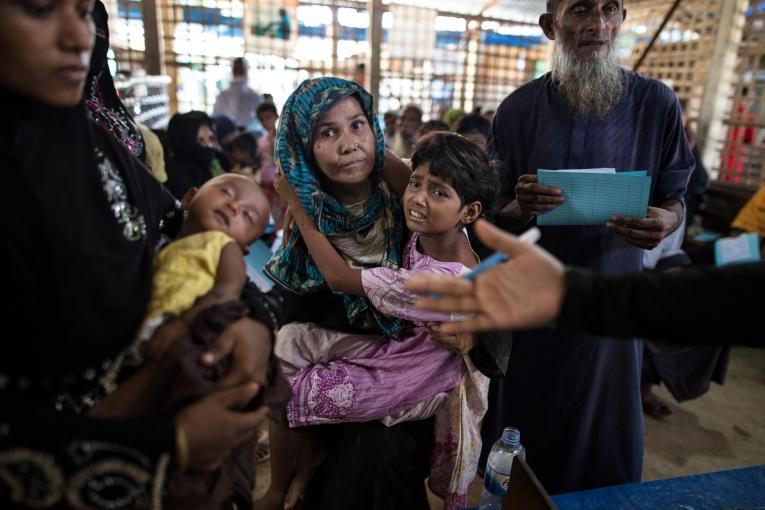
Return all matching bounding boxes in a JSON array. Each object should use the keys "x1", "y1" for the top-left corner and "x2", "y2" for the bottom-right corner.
[
  {"x1": 164, "y1": 111, "x2": 216, "y2": 199},
  {"x1": 212, "y1": 115, "x2": 236, "y2": 171},
  {"x1": 84, "y1": 1, "x2": 146, "y2": 161},
  {"x1": 0, "y1": 89, "x2": 167, "y2": 383}
]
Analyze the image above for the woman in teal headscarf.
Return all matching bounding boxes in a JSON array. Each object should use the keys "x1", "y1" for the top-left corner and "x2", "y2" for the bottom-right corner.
[
  {"x1": 261, "y1": 77, "x2": 510, "y2": 510},
  {"x1": 265, "y1": 77, "x2": 404, "y2": 337},
  {"x1": 261, "y1": 77, "x2": 441, "y2": 510}
]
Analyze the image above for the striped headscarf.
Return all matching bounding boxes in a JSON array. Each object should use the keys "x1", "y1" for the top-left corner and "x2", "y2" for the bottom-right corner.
[{"x1": 265, "y1": 77, "x2": 403, "y2": 337}]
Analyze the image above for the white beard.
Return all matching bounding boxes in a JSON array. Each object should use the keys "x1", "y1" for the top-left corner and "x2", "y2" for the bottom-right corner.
[{"x1": 551, "y1": 34, "x2": 624, "y2": 118}]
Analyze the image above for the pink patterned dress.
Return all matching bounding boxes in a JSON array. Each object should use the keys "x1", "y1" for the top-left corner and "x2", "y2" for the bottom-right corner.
[{"x1": 275, "y1": 232, "x2": 489, "y2": 509}]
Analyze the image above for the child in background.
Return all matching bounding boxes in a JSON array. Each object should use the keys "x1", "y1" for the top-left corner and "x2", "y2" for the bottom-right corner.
[
  {"x1": 228, "y1": 132, "x2": 260, "y2": 181},
  {"x1": 418, "y1": 119, "x2": 449, "y2": 138},
  {"x1": 455, "y1": 113, "x2": 491, "y2": 151},
  {"x1": 259, "y1": 132, "x2": 497, "y2": 510},
  {"x1": 255, "y1": 102, "x2": 285, "y2": 228}
]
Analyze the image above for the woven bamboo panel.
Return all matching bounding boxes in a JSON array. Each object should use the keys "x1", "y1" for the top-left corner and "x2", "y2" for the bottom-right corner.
[
  {"x1": 619, "y1": 0, "x2": 724, "y2": 131},
  {"x1": 105, "y1": 0, "x2": 550, "y2": 119},
  {"x1": 473, "y1": 23, "x2": 549, "y2": 112},
  {"x1": 242, "y1": 1, "x2": 549, "y2": 118},
  {"x1": 377, "y1": 9, "x2": 548, "y2": 117},
  {"x1": 106, "y1": 0, "x2": 248, "y2": 113},
  {"x1": 717, "y1": 0, "x2": 765, "y2": 187},
  {"x1": 103, "y1": 0, "x2": 147, "y2": 72}
]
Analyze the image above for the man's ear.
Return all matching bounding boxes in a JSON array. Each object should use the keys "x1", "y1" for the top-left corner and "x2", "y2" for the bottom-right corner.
[
  {"x1": 461, "y1": 201, "x2": 483, "y2": 225},
  {"x1": 539, "y1": 13, "x2": 555, "y2": 40},
  {"x1": 180, "y1": 187, "x2": 198, "y2": 211}
]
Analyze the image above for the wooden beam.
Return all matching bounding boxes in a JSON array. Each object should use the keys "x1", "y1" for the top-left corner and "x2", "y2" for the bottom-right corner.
[
  {"x1": 367, "y1": 0, "x2": 383, "y2": 101},
  {"x1": 140, "y1": 0, "x2": 165, "y2": 76},
  {"x1": 633, "y1": 0, "x2": 682, "y2": 73},
  {"x1": 331, "y1": 0, "x2": 339, "y2": 77},
  {"x1": 158, "y1": 0, "x2": 178, "y2": 114}
]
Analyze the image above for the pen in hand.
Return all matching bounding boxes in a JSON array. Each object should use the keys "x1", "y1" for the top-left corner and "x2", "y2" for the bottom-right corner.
[
  {"x1": 464, "y1": 227, "x2": 541, "y2": 281},
  {"x1": 428, "y1": 227, "x2": 541, "y2": 299}
]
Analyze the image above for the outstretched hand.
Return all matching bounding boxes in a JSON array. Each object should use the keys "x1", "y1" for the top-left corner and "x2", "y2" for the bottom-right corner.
[{"x1": 406, "y1": 219, "x2": 566, "y2": 334}]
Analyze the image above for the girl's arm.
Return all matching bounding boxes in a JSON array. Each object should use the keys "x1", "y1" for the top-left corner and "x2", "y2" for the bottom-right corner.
[
  {"x1": 145, "y1": 241, "x2": 247, "y2": 359},
  {"x1": 361, "y1": 265, "x2": 456, "y2": 323},
  {"x1": 274, "y1": 172, "x2": 364, "y2": 295}
]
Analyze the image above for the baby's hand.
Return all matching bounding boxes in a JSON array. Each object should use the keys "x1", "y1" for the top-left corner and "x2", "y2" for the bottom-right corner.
[{"x1": 143, "y1": 317, "x2": 190, "y2": 361}]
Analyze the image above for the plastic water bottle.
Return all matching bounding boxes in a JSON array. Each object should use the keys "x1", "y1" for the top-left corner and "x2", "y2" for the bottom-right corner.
[{"x1": 478, "y1": 427, "x2": 525, "y2": 510}]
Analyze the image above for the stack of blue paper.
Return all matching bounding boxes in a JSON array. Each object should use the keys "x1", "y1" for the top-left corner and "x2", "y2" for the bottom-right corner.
[
  {"x1": 714, "y1": 232, "x2": 761, "y2": 266},
  {"x1": 245, "y1": 239, "x2": 275, "y2": 292},
  {"x1": 537, "y1": 168, "x2": 652, "y2": 226}
]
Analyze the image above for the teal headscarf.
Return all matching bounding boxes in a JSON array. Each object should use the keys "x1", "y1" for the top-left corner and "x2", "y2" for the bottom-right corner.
[{"x1": 264, "y1": 77, "x2": 403, "y2": 337}]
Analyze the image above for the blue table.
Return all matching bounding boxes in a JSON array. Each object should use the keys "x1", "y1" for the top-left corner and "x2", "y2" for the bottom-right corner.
[{"x1": 553, "y1": 465, "x2": 765, "y2": 509}]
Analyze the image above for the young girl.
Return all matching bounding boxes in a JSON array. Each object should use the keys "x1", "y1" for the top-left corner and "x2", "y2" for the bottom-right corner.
[{"x1": 264, "y1": 131, "x2": 498, "y2": 510}]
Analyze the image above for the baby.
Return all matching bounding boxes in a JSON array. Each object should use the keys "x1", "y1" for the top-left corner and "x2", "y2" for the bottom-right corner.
[{"x1": 92, "y1": 173, "x2": 276, "y2": 508}]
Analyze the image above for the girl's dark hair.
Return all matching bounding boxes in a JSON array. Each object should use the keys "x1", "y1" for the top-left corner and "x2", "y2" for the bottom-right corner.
[
  {"x1": 410, "y1": 131, "x2": 499, "y2": 216},
  {"x1": 455, "y1": 113, "x2": 490, "y2": 139},
  {"x1": 229, "y1": 133, "x2": 259, "y2": 166},
  {"x1": 257, "y1": 102, "x2": 278, "y2": 119}
]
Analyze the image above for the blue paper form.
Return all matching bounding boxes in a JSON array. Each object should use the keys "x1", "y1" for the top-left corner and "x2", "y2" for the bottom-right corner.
[
  {"x1": 537, "y1": 169, "x2": 652, "y2": 225},
  {"x1": 245, "y1": 239, "x2": 275, "y2": 292},
  {"x1": 714, "y1": 232, "x2": 761, "y2": 267}
]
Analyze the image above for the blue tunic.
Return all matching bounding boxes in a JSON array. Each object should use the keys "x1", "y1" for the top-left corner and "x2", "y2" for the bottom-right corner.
[{"x1": 482, "y1": 70, "x2": 693, "y2": 494}]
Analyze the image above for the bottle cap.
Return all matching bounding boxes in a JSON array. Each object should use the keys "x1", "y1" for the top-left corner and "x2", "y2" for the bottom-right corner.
[{"x1": 501, "y1": 427, "x2": 520, "y2": 446}]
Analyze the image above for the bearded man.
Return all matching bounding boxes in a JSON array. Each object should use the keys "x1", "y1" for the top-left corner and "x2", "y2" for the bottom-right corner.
[{"x1": 482, "y1": 0, "x2": 694, "y2": 494}]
